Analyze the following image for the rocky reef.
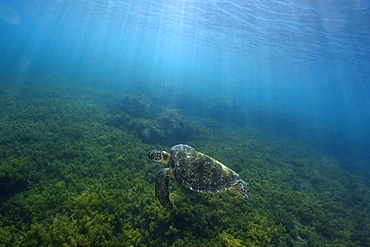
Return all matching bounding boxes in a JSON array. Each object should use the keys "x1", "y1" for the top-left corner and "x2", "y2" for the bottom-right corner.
[{"x1": 108, "y1": 93, "x2": 197, "y2": 145}]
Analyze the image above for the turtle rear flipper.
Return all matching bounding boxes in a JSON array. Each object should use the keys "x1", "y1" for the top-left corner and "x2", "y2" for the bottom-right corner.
[
  {"x1": 155, "y1": 168, "x2": 174, "y2": 210},
  {"x1": 229, "y1": 180, "x2": 252, "y2": 200}
]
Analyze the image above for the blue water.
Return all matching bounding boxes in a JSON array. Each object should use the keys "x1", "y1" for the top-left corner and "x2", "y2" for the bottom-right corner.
[{"x1": 1, "y1": 0, "x2": 369, "y2": 160}]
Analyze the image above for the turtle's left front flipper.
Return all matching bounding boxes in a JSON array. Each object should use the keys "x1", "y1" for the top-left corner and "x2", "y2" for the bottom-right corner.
[
  {"x1": 229, "y1": 180, "x2": 252, "y2": 200},
  {"x1": 155, "y1": 168, "x2": 174, "y2": 210}
]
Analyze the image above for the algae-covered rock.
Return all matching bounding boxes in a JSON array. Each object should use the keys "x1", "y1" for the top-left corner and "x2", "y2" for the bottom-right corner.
[
  {"x1": 127, "y1": 118, "x2": 166, "y2": 143},
  {"x1": 156, "y1": 109, "x2": 197, "y2": 144},
  {"x1": 116, "y1": 94, "x2": 154, "y2": 119},
  {"x1": 110, "y1": 94, "x2": 198, "y2": 145}
]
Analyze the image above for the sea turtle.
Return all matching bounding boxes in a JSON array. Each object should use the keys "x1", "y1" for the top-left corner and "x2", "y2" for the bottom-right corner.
[{"x1": 148, "y1": 144, "x2": 251, "y2": 209}]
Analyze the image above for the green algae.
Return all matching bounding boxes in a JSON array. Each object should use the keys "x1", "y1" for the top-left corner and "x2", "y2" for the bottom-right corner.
[
  {"x1": 0, "y1": 80, "x2": 369, "y2": 246},
  {"x1": 108, "y1": 93, "x2": 198, "y2": 145}
]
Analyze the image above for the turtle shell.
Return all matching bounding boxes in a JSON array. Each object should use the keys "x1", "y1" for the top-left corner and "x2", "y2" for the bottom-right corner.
[{"x1": 169, "y1": 147, "x2": 241, "y2": 193}]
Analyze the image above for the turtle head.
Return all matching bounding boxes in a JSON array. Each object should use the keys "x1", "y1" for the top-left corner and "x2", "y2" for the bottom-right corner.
[{"x1": 148, "y1": 150, "x2": 170, "y2": 164}]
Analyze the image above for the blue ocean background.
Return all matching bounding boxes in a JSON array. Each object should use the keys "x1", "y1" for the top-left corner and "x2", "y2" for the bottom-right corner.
[
  {"x1": 2, "y1": 0, "x2": 369, "y2": 161},
  {"x1": 1, "y1": 0, "x2": 370, "y2": 245}
]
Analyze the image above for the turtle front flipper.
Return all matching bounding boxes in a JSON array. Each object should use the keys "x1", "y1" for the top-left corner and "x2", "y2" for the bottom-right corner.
[
  {"x1": 229, "y1": 180, "x2": 252, "y2": 200},
  {"x1": 155, "y1": 168, "x2": 174, "y2": 210}
]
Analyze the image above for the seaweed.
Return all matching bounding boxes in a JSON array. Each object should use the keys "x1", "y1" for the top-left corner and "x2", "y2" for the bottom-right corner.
[
  {"x1": 115, "y1": 93, "x2": 154, "y2": 119},
  {"x1": 108, "y1": 94, "x2": 198, "y2": 145},
  {"x1": 156, "y1": 109, "x2": 197, "y2": 145},
  {"x1": 0, "y1": 81, "x2": 369, "y2": 246}
]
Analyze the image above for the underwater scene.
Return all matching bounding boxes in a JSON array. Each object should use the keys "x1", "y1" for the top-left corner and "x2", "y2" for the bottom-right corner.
[{"x1": 0, "y1": 0, "x2": 370, "y2": 246}]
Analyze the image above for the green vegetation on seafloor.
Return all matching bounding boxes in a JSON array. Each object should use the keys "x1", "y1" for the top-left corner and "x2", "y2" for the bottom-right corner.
[{"x1": 0, "y1": 80, "x2": 369, "y2": 247}]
